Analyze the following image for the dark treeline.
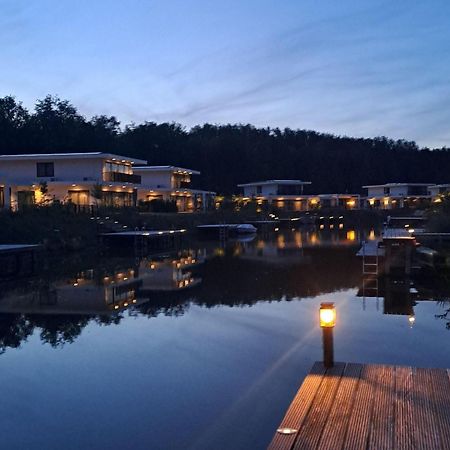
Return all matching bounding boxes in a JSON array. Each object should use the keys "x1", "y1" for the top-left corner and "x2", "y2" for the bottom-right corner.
[{"x1": 2, "y1": 95, "x2": 450, "y2": 194}]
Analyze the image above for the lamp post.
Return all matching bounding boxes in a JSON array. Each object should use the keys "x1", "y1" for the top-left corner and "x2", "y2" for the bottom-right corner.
[{"x1": 319, "y1": 302, "x2": 336, "y2": 368}]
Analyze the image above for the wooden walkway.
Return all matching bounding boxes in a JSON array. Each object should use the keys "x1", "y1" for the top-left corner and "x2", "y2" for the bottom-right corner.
[{"x1": 269, "y1": 362, "x2": 450, "y2": 450}]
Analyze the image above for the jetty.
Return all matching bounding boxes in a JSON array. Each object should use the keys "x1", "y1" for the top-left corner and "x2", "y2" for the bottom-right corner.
[
  {"x1": 269, "y1": 361, "x2": 450, "y2": 450},
  {"x1": 100, "y1": 229, "x2": 186, "y2": 251}
]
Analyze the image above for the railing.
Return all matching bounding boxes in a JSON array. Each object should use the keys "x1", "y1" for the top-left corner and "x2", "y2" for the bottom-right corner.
[{"x1": 103, "y1": 172, "x2": 141, "y2": 184}]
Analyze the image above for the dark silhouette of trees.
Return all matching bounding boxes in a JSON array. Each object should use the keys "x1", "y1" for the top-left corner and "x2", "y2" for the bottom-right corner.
[{"x1": 1, "y1": 95, "x2": 450, "y2": 194}]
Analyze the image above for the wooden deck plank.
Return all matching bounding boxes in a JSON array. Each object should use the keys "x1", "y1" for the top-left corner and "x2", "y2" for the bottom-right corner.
[
  {"x1": 416, "y1": 368, "x2": 450, "y2": 450},
  {"x1": 341, "y1": 364, "x2": 376, "y2": 450},
  {"x1": 269, "y1": 363, "x2": 450, "y2": 450},
  {"x1": 292, "y1": 362, "x2": 346, "y2": 450},
  {"x1": 316, "y1": 363, "x2": 362, "y2": 450},
  {"x1": 268, "y1": 362, "x2": 327, "y2": 450},
  {"x1": 368, "y1": 365, "x2": 395, "y2": 450},
  {"x1": 394, "y1": 366, "x2": 415, "y2": 450},
  {"x1": 413, "y1": 368, "x2": 442, "y2": 450}
]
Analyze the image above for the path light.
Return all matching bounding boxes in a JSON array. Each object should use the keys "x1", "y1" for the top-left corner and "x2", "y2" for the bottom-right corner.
[
  {"x1": 408, "y1": 315, "x2": 416, "y2": 327},
  {"x1": 319, "y1": 303, "x2": 335, "y2": 368},
  {"x1": 320, "y1": 303, "x2": 336, "y2": 328}
]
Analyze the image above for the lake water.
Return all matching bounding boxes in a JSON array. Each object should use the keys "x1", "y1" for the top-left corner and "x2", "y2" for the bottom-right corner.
[{"x1": 0, "y1": 227, "x2": 449, "y2": 449}]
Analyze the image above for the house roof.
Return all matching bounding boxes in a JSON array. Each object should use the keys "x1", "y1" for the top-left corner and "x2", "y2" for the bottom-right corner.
[
  {"x1": 134, "y1": 166, "x2": 200, "y2": 175},
  {"x1": 362, "y1": 183, "x2": 434, "y2": 189},
  {"x1": 237, "y1": 179, "x2": 312, "y2": 187},
  {"x1": 0, "y1": 152, "x2": 147, "y2": 165}
]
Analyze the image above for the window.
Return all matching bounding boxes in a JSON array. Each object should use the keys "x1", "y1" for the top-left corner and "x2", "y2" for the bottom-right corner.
[
  {"x1": 0, "y1": 187, "x2": 4, "y2": 208},
  {"x1": 37, "y1": 162, "x2": 54, "y2": 177},
  {"x1": 383, "y1": 187, "x2": 390, "y2": 195},
  {"x1": 256, "y1": 185, "x2": 262, "y2": 194}
]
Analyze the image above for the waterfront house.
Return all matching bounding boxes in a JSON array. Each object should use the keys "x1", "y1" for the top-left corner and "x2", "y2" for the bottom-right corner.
[
  {"x1": 363, "y1": 183, "x2": 432, "y2": 209},
  {"x1": 134, "y1": 165, "x2": 215, "y2": 212},
  {"x1": 0, "y1": 152, "x2": 146, "y2": 210},
  {"x1": 237, "y1": 180, "x2": 359, "y2": 211}
]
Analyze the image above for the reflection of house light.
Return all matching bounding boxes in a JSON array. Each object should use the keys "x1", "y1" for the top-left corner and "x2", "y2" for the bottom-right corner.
[
  {"x1": 339, "y1": 223, "x2": 344, "y2": 229},
  {"x1": 369, "y1": 229, "x2": 376, "y2": 240},
  {"x1": 274, "y1": 227, "x2": 279, "y2": 232},
  {"x1": 114, "y1": 305, "x2": 119, "y2": 310},
  {"x1": 124, "y1": 277, "x2": 128, "y2": 281},
  {"x1": 320, "y1": 224, "x2": 324, "y2": 229},
  {"x1": 73, "y1": 282, "x2": 78, "y2": 287},
  {"x1": 346, "y1": 230, "x2": 356, "y2": 241},
  {"x1": 330, "y1": 224, "x2": 334, "y2": 229},
  {"x1": 150, "y1": 264, "x2": 155, "y2": 269},
  {"x1": 408, "y1": 228, "x2": 415, "y2": 234},
  {"x1": 310, "y1": 233, "x2": 318, "y2": 244}
]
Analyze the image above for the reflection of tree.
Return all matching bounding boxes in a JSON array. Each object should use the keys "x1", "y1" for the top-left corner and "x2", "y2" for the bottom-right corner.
[
  {"x1": 0, "y1": 315, "x2": 34, "y2": 354},
  {"x1": 435, "y1": 301, "x2": 450, "y2": 329}
]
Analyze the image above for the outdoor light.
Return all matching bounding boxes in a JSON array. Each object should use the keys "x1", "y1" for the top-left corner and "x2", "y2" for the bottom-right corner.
[
  {"x1": 320, "y1": 303, "x2": 335, "y2": 368},
  {"x1": 320, "y1": 303, "x2": 336, "y2": 328}
]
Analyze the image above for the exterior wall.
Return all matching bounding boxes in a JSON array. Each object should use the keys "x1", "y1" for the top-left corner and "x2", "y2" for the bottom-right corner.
[
  {"x1": 136, "y1": 170, "x2": 173, "y2": 189},
  {"x1": 0, "y1": 158, "x2": 104, "y2": 184},
  {"x1": 243, "y1": 183, "x2": 278, "y2": 197}
]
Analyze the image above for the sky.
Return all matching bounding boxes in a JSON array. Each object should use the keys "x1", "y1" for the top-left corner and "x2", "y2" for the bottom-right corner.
[{"x1": 1, "y1": 0, "x2": 450, "y2": 147}]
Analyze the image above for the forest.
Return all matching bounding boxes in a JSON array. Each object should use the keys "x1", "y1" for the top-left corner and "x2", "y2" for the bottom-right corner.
[{"x1": 1, "y1": 95, "x2": 450, "y2": 195}]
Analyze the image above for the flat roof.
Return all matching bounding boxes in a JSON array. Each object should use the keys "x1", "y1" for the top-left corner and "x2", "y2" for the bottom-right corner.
[
  {"x1": 362, "y1": 182, "x2": 434, "y2": 188},
  {"x1": 0, "y1": 152, "x2": 147, "y2": 165},
  {"x1": 430, "y1": 183, "x2": 450, "y2": 188},
  {"x1": 237, "y1": 179, "x2": 312, "y2": 187},
  {"x1": 134, "y1": 165, "x2": 200, "y2": 175}
]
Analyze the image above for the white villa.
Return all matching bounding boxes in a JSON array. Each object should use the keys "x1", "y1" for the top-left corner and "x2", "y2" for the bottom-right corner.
[
  {"x1": 0, "y1": 152, "x2": 146, "y2": 210},
  {"x1": 237, "y1": 180, "x2": 360, "y2": 211},
  {"x1": 0, "y1": 153, "x2": 215, "y2": 212},
  {"x1": 363, "y1": 183, "x2": 432, "y2": 209},
  {"x1": 134, "y1": 165, "x2": 215, "y2": 212}
]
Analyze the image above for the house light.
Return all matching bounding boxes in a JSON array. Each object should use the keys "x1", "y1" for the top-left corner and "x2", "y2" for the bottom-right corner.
[
  {"x1": 320, "y1": 303, "x2": 336, "y2": 328},
  {"x1": 368, "y1": 198, "x2": 375, "y2": 206}
]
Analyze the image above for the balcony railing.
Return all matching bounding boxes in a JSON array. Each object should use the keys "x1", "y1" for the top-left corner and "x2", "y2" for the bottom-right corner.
[{"x1": 103, "y1": 172, "x2": 141, "y2": 184}]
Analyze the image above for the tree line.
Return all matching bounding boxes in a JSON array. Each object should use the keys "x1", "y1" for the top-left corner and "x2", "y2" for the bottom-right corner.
[{"x1": 1, "y1": 95, "x2": 450, "y2": 195}]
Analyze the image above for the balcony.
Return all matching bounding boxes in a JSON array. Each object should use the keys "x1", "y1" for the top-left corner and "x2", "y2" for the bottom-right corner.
[{"x1": 103, "y1": 172, "x2": 141, "y2": 184}]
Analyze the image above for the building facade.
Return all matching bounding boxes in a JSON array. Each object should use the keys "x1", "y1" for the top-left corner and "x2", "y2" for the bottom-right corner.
[
  {"x1": 363, "y1": 183, "x2": 432, "y2": 209},
  {"x1": 237, "y1": 180, "x2": 360, "y2": 211},
  {"x1": 134, "y1": 165, "x2": 215, "y2": 212},
  {"x1": 0, "y1": 152, "x2": 146, "y2": 210}
]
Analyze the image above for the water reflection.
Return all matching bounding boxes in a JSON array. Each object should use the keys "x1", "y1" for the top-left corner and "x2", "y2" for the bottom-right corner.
[{"x1": 0, "y1": 227, "x2": 449, "y2": 355}]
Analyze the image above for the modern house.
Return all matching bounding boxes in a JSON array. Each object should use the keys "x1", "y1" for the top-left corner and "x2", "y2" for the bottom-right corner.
[
  {"x1": 0, "y1": 152, "x2": 146, "y2": 210},
  {"x1": 134, "y1": 165, "x2": 215, "y2": 212},
  {"x1": 363, "y1": 183, "x2": 432, "y2": 209},
  {"x1": 237, "y1": 180, "x2": 359, "y2": 211},
  {"x1": 428, "y1": 184, "x2": 450, "y2": 203}
]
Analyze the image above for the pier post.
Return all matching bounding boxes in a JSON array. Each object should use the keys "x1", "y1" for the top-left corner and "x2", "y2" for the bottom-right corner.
[{"x1": 319, "y1": 303, "x2": 336, "y2": 368}]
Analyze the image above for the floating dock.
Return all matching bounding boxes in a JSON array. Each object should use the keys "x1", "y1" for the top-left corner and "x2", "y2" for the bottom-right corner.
[
  {"x1": 100, "y1": 230, "x2": 186, "y2": 252},
  {"x1": 269, "y1": 361, "x2": 450, "y2": 450}
]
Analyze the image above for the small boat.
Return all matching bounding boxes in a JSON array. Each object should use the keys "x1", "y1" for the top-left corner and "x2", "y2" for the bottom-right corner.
[{"x1": 235, "y1": 224, "x2": 257, "y2": 234}]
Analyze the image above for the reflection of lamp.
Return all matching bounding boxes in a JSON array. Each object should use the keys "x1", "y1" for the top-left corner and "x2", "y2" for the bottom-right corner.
[{"x1": 320, "y1": 303, "x2": 335, "y2": 368}]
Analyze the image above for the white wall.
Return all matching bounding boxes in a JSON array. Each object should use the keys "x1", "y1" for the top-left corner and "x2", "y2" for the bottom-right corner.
[
  {"x1": 135, "y1": 170, "x2": 173, "y2": 188},
  {"x1": 0, "y1": 158, "x2": 104, "y2": 184},
  {"x1": 243, "y1": 183, "x2": 279, "y2": 197}
]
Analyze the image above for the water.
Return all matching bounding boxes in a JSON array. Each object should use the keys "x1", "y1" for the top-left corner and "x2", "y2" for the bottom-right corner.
[{"x1": 0, "y1": 227, "x2": 449, "y2": 449}]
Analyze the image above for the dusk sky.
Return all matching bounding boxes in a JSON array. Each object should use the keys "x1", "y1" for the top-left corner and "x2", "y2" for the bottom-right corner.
[{"x1": 1, "y1": 0, "x2": 450, "y2": 147}]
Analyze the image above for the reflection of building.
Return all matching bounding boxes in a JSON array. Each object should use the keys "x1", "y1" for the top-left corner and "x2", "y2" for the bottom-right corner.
[
  {"x1": 236, "y1": 180, "x2": 359, "y2": 211},
  {"x1": 134, "y1": 165, "x2": 215, "y2": 212},
  {"x1": 0, "y1": 250, "x2": 205, "y2": 315},
  {"x1": 363, "y1": 183, "x2": 432, "y2": 209},
  {"x1": 0, "y1": 152, "x2": 146, "y2": 210}
]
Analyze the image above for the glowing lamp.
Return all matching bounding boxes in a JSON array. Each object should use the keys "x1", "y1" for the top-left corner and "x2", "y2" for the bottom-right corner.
[{"x1": 320, "y1": 303, "x2": 336, "y2": 328}]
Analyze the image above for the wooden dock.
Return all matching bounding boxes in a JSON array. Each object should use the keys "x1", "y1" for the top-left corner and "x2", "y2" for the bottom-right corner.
[{"x1": 269, "y1": 362, "x2": 450, "y2": 450}]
